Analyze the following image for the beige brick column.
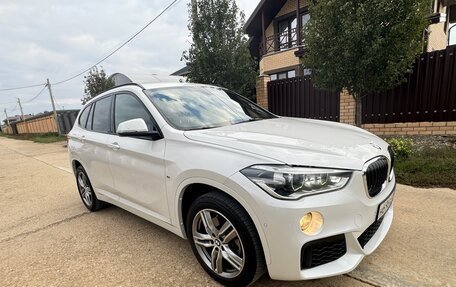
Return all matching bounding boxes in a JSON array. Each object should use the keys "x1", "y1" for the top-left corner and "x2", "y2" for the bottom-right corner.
[
  {"x1": 256, "y1": 74, "x2": 271, "y2": 109},
  {"x1": 339, "y1": 90, "x2": 356, "y2": 125}
]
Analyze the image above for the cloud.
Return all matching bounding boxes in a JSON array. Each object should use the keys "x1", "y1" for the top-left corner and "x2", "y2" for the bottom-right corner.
[{"x1": 0, "y1": 0, "x2": 258, "y2": 116}]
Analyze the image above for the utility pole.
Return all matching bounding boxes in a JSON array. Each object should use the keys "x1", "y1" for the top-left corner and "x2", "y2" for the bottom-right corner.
[
  {"x1": 4, "y1": 109, "x2": 10, "y2": 126},
  {"x1": 17, "y1": 98, "x2": 30, "y2": 134},
  {"x1": 46, "y1": 79, "x2": 61, "y2": 135}
]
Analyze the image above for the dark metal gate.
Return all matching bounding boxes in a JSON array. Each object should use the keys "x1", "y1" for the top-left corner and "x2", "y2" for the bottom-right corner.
[
  {"x1": 268, "y1": 76, "x2": 340, "y2": 122},
  {"x1": 362, "y1": 45, "x2": 456, "y2": 124}
]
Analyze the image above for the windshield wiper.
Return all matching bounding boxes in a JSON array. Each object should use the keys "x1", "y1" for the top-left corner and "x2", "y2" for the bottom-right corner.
[
  {"x1": 185, "y1": 125, "x2": 222, "y2": 131},
  {"x1": 232, "y1": 118, "x2": 262, "y2": 125}
]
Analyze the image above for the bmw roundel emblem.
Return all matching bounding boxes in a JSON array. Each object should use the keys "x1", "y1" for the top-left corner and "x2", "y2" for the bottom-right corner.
[{"x1": 370, "y1": 142, "x2": 382, "y2": 150}]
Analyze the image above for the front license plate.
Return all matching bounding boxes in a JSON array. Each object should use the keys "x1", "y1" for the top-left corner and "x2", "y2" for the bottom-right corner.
[{"x1": 377, "y1": 191, "x2": 394, "y2": 220}]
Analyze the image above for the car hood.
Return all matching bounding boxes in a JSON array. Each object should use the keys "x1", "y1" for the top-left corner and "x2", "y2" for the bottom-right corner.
[{"x1": 183, "y1": 117, "x2": 389, "y2": 171}]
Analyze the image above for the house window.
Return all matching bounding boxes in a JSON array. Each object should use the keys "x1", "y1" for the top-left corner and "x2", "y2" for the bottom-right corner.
[
  {"x1": 278, "y1": 17, "x2": 297, "y2": 50},
  {"x1": 270, "y1": 70, "x2": 296, "y2": 81},
  {"x1": 301, "y1": 13, "x2": 310, "y2": 28},
  {"x1": 277, "y1": 12, "x2": 310, "y2": 50}
]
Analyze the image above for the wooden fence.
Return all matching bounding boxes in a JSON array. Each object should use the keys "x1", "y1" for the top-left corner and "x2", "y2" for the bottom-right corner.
[
  {"x1": 16, "y1": 115, "x2": 58, "y2": 134},
  {"x1": 362, "y1": 45, "x2": 456, "y2": 124},
  {"x1": 2, "y1": 110, "x2": 79, "y2": 135},
  {"x1": 268, "y1": 76, "x2": 340, "y2": 121}
]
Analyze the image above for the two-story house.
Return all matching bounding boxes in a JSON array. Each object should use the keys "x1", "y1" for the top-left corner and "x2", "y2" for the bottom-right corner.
[{"x1": 245, "y1": 0, "x2": 456, "y2": 108}]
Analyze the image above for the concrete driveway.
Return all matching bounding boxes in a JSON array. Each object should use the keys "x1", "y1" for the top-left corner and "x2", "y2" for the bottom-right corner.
[{"x1": 0, "y1": 137, "x2": 454, "y2": 287}]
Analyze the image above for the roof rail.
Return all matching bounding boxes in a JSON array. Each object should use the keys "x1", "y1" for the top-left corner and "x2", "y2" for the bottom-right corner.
[{"x1": 109, "y1": 73, "x2": 184, "y2": 88}]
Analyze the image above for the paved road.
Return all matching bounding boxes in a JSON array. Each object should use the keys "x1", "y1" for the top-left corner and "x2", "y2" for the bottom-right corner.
[{"x1": 0, "y1": 137, "x2": 454, "y2": 287}]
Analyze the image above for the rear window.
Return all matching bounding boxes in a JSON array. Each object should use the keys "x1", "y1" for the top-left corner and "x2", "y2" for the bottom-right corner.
[{"x1": 78, "y1": 104, "x2": 91, "y2": 128}]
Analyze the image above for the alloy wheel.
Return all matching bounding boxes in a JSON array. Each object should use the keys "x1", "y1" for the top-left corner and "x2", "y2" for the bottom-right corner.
[
  {"x1": 77, "y1": 172, "x2": 93, "y2": 207},
  {"x1": 192, "y1": 209, "x2": 245, "y2": 278}
]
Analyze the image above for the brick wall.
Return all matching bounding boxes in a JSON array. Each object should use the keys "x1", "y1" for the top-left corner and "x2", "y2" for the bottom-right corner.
[
  {"x1": 427, "y1": 22, "x2": 447, "y2": 52},
  {"x1": 363, "y1": 122, "x2": 456, "y2": 136},
  {"x1": 256, "y1": 75, "x2": 271, "y2": 109},
  {"x1": 259, "y1": 49, "x2": 300, "y2": 74},
  {"x1": 339, "y1": 90, "x2": 356, "y2": 125}
]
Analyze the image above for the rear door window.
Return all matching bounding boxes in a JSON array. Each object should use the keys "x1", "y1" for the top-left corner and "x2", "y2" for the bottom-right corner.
[{"x1": 92, "y1": 96, "x2": 113, "y2": 133}]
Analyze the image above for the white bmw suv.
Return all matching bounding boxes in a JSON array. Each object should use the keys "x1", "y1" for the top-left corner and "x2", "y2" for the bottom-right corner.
[{"x1": 68, "y1": 82, "x2": 395, "y2": 286}]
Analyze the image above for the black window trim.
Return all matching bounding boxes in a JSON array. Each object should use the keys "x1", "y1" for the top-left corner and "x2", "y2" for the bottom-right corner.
[
  {"x1": 87, "y1": 102, "x2": 95, "y2": 131},
  {"x1": 113, "y1": 91, "x2": 163, "y2": 141}
]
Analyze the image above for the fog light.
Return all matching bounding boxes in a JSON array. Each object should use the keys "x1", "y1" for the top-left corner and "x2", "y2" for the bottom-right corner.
[{"x1": 300, "y1": 211, "x2": 324, "y2": 235}]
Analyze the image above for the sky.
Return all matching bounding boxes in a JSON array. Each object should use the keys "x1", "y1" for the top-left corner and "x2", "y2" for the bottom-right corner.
[{"x1": 0, "y1": 0, "x2": 259, "y2": 121}]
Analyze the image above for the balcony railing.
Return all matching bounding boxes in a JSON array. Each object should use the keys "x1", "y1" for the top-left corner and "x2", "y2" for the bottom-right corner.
[{"x1": 259, "y1": 27, "x2": 304, "y2": 57}]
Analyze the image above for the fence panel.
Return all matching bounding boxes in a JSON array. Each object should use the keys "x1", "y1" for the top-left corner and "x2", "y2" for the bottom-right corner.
[
  {"x1": 268, "y1": 76, "x2": 340, "y2": 122},
  {"x1": 5, "y1": 109, "x2": 80, "y2": 135},
  {"x1": 57, "y1": 110, "x2": 80, "y2": 135},
  {"x1": 362, "y1": 45, "x2": 456, "y2": 124}
]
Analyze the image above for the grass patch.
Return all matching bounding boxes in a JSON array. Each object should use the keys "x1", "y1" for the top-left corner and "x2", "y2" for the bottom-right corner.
[
  {"x1": 393, "y1": 145, "x2": 456, "y2": 189},
  {"x1": 0, "y1": 132, "x2": 66, "y2": 143}
]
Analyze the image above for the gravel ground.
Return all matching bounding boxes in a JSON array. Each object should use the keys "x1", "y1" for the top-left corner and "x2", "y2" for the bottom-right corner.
[{"x1": 0, "y1": 137, "x2": 455, "y2": 287}]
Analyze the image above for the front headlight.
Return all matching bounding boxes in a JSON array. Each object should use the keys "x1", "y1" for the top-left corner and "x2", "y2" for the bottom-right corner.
[{"x1": 241, "y1": 165, "x2": 352, "y2": 200}]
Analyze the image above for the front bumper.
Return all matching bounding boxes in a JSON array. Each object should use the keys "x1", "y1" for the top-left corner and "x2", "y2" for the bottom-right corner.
[{"x1": 227, "y1": 170, "x2": 395, "y2": 281}]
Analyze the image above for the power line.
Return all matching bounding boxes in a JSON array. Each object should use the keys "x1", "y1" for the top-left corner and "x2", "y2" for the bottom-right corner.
[
  {"x1": 23, "y1": 85, "x2": 47, "y2": 104},
  {"x1": 0, "y1": 82, "x2": 46, "y2": 92},
  {"x1": 0, "y1": 0, "x2": 181, "y2": 91},
  {"x1": 0, "y1": 100, "x2": 16, "y2": 105},
  {"x1": 1, "y1": 84, "x2": 46, "y2": 117},
  {"x1": 6, "y1": 102, "x2": 18, "y2": 113},
  {"x1": 53, "y1": 0, "x2": 180, "y2": 86}
]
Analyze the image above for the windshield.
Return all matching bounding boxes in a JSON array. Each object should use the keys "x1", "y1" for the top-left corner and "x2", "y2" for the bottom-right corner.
[{"x1": 146, "y1": 86, "x2": 277, "y2": 131}]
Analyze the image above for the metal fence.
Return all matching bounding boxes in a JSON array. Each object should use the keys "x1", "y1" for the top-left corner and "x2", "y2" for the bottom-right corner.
[
  {"x1": 268, "y1": 76, "x2": 340, "y2": 121},
  {"x1": 362, "y1": 45, "x2": 456, "y2": 124},
  {"x1": 57, "y1": 110, "x2": 79, "y2": 135}
]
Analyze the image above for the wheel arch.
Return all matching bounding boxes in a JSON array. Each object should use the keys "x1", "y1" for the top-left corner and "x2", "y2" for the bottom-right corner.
[
  {"x1": 175, "y1": 178, "x2": 271, "y2": 264},
  {"x1": 72, "y1": 159, "x2": 83, "y2": 175}
]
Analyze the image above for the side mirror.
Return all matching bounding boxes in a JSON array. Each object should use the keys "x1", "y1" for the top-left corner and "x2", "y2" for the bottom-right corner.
[{"x1": 117, "y1": 118, "x2": 161, "y2": 140}]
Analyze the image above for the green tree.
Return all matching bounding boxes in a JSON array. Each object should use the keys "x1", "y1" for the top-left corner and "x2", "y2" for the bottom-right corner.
[
  {"x1": 81, "y1": 66, "x2": 115, "y2": 105},
  {"x1": 302, "y1": 0, "x2": 429, "y2": 126},
  {"x1": 184, "y1": 0, "x2": 257, "y2": 100}
]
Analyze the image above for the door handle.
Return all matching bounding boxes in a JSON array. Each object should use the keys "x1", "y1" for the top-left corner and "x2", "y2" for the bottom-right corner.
[{"x1": 108, "y1": 142, "x2": 120, "y2": 151}]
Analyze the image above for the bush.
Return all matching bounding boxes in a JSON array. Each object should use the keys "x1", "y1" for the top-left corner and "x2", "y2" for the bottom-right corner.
[
  {"x1": 386, "y1": 137, "x2": 414, "y2": 159},
  {"x1": 393, "y1": 148, "x2": 456, "y2": 189}
]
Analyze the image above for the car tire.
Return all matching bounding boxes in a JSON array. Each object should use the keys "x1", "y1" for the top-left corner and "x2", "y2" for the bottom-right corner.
[
  {"x1": 75, "y1": 166, "x2": 107, "y2": 212},
  {"x1": 186, "y1": 192, "x2": 266, "y2": 286}
]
